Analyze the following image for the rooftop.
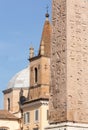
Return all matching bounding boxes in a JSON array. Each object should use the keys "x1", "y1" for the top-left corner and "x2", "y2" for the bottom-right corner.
[
  {"x1": 0, "y1": 110, "x2": 19, "y2": 120},
  {"x1": 38, "y1": 14, "x2": 52, "y2": 57}
]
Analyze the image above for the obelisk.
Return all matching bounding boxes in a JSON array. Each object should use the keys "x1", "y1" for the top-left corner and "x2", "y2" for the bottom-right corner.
[{"x1": 46, "y1": 0, "x2": 88, "y2": 129}]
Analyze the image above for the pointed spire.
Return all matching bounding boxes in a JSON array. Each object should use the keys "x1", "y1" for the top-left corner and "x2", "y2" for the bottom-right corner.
[{"x1": 38, "y1": 9, "x2": 52, "y2": 57}]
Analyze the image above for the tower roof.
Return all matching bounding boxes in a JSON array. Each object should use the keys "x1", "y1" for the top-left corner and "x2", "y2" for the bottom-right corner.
[{"x1": 38, "y1": 13, "x2": 52, "y2": 57}]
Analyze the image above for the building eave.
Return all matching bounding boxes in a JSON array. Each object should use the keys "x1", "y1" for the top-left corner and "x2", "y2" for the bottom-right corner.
[
  {"x1": 21, "y1": 98, "x2": 49, "y2": 109},
  {"x1": 29, "y1": 55, "x2": 50, "y2": 62}
]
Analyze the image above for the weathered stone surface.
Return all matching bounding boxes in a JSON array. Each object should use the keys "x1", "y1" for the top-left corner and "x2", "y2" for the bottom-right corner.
[
  {"x1": 29, "y1": 57, "x2": 50, "y2": 100},
  {"x1": 49, "y1": 0, "x2": 88, "y2": 124},
  {"x1": 67, "y1": 0, "x2": 88, "y2": 123},
  {"x1": 49, "y1": 0, "x2": 67, "y2": 123}
]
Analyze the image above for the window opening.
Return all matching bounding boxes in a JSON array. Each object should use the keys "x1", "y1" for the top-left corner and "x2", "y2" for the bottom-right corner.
[
  {"x1": 35, "y1": 110, "x2": 39, "y2": 121},
  {"x1": 24, "y1": 112, "x2": 30, "y2": 124},
  {"x1": 47, "y1": 110, "x2": 49, "y2": 120},
  {"x1": 8, "y1": 98, "x2": 10, "y2": 111},
  {"x1": 35, "y1": 68, "x2": 38, "y2": 83}
]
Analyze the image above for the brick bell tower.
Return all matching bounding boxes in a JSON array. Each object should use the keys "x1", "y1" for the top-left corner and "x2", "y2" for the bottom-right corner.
[
  {"x1": 46, "y1": 0, "x2": 88, "y2": 130},
  {"x1": 28, "y1": 12, "x2": 52, "y2": 101}
]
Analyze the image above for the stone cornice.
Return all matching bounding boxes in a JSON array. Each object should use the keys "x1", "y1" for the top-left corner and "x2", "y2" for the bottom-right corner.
[{"x1": 21, "y1": 98, "x2": 49, "y2": 109}]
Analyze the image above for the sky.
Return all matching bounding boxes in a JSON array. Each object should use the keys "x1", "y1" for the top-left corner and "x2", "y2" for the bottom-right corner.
[{"x1": 0, "y1": 0, "x2": 52, "y2": 109}]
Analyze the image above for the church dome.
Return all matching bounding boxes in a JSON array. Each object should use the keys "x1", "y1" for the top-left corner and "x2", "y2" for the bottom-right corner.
[{"x1": 7, "y1": 66, "x2": 30, "y2": 89}]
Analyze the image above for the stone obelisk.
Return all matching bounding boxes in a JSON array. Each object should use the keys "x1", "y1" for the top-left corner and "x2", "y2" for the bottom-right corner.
[{"x1": 46, "y1": 0, "x2": 88, "y2": 129}]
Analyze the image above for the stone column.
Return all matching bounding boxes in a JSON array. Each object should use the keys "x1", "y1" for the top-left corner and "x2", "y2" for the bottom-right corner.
[{"x1": 46, "y1": 0, "x2": 88, "y2": 129}]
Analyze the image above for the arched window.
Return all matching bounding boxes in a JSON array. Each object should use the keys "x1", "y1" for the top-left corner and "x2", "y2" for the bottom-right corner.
[
  {"x1": 35, "y1": 68, "x2": 38, "y2": 83},
  {"x1": 8, "y1": 98, "x2": 10, "y2": 111}
]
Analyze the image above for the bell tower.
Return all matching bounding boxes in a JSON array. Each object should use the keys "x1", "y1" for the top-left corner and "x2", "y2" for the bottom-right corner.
[{"x1": 28, "y1": 12, "x2": 52, "y2": 101}]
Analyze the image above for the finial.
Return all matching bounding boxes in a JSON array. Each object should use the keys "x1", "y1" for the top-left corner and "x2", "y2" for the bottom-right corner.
[
  {"x1": 45, "y1": 5, "x2": 49, "y2": 18},
  {"x1": 29, "y1": 42, "x2": 34, "y2": 59}
]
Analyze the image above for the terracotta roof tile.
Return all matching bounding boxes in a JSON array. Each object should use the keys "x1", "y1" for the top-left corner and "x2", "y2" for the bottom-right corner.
[{"x1": 0, "y1": 110, "x2": 19, "y2": 120}]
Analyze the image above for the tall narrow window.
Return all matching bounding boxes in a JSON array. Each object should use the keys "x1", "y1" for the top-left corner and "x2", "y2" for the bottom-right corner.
[
  {"x1": 47, "y1": 110, "x2": 49, "y2": 120},
  {"x1": 35, "y1": 68, "x2": 38, "y2": 83},
  {"x1": 35, "y1": 109, "x2": 39, "y2": 121},
  {"x1": 8, "y1": 98, "x2": 10, "y2": 111},
  {"x1": 24, "y1": 112, "x2": 30, "y2": 124}
]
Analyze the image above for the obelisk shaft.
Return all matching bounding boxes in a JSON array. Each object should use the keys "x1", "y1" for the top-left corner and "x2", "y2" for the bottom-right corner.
[{"x1": 49, "y1": 0, "x2": 88, "y2": 124}]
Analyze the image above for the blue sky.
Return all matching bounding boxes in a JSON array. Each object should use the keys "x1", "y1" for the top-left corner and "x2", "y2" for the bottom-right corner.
[{"x1": 0, "y1": 0, "x2": 51, "y2": 108}]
